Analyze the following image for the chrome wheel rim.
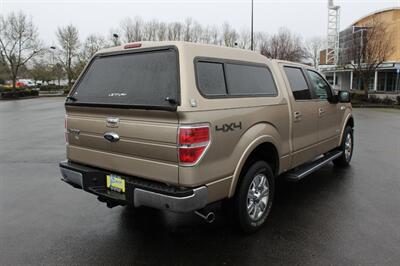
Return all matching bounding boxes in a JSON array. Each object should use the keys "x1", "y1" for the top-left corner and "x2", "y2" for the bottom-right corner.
[
  {"x1": 344, "y1": 133, "x2": 352, "y2": 161},
  {"x1": 247, "y1": 173, "x2": 269, "y2": 221}
]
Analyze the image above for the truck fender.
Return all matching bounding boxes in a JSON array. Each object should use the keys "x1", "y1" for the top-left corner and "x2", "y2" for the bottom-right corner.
[
  {"x1": 338, "y1": 111, "x2": 353, "y2": 145},
  {"x1": 228, "y1": 123, "x2": 281, "y2": 198}
]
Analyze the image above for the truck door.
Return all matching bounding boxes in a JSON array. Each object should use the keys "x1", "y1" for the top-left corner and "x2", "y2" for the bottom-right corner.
[
  {"x1": 305, "y1": 69, "x2": 341, "y2": 154},
  {"x1": 282, "y1": 66, "x2": 320, "y2": 167}
]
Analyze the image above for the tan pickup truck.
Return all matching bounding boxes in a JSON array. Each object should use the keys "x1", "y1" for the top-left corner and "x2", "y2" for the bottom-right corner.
[{"x1": 59, "y1": 41, "x2": 354, "y2": 232}]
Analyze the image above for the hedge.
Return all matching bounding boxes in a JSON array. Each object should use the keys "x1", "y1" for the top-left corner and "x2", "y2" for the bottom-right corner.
[
  {"x1": 1, "y1": 89, "x2": 39, "y2": 98},
  {"x1": 39, "y1": 85, "x2": 69, "y2": 91},
  {"x1": 350, "y1": 91, "x2": 400, "y2": 105}
]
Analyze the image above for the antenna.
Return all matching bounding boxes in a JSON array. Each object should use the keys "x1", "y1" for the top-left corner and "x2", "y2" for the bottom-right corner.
[{"x1": 326, "y1": 0, "x2": 340, "y2": 66}]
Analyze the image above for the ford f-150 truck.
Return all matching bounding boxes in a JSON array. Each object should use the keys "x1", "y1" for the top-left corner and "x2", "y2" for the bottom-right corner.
[{"x1": 60, "y1": 41, "x2": 354, "y2": 232}]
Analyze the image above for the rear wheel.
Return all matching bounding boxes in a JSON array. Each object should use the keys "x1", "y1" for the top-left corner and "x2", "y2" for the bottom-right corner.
[
  {"x1": 333, "y1": 126, "x2": 353, "y2": 167},
  {"x1": 233, "y1": 160, "x2": 275, "y2": 233}
]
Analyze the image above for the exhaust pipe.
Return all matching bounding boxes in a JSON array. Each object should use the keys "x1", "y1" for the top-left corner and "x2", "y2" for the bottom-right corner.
[{"x1": 195, "y1": 210, "x2": 215, "y2": 223}]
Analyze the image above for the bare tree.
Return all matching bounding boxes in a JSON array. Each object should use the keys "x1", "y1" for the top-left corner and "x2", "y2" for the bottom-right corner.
[
  {"x1": 80, "y1": 34, "x2": 106, "y2": 63},
  {"x1": 0, "y1": 12, "x2": 43, "y2": 90},
  {"x1": 120, "y1": 17, "x2": 143, "y2": 42},
  {"x1": 111, "y1": 16, "x2": 323, "y2": 62},
  {"x1": 305, "y1": 37, "x2": 325, "y2": 67},
  {"x1": 157, "y1": 22, "x2": 167, "y2": 41},
  {"x1": 237, "y1": 29, "x2": 251, "y2": 49},
  {"x1": 56, "y1": 24, "x2": 80, "y2": 85},
  {"x1": 222, "y1": 22, "x2": 238, "y2": 47},
  {"x1": 168, "y1": 22, "x2": 182, "y2": 41},
  {"x1": 260, "y1": 27, "x2": 306, "y2": 62},
  {"x1": 254, "y1": 32, "x2": 269, "y2": 52},
  {"x1": 191, "y1": 21, "x2": 203, "y2": 43},
  {"x1": 183, "y1": 18, "x2": 193, "y2": 41},
  {"x1": 209, "y1": 26, "x2": 220, "y2": 45},
  {"x1": 349, "y1": 17, "x2": 394, "y2": 98},
  {"x1": 120, "y1": 18, "x2": 134, "y2": 42},
  {"x1": 143, "y1": 20, "x2": 158, "y2": 41},
  {"x1": 200, "y1": 25, "x2": 212, "y2": 44}
]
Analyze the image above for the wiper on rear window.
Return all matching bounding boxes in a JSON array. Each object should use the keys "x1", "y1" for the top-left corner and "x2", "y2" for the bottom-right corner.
[
  {"x1": 165, "y1": 96, "x2": 177, "y2": 105},
  {"x1": 66, "y1": 96, "x2": 77, "y2": 102}
]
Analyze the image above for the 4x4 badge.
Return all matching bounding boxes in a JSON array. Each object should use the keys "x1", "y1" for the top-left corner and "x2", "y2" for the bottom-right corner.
[{"x1": 215, "y1": 122, "x2": 242, "y2": 133}]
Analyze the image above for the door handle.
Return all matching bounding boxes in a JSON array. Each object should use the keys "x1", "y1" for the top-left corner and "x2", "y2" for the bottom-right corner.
[
  {"x1": 293, "y1": 111, "x2": 302, "y2": 121},
  {"x1": 318, "y1": 108, "x2": 326, "y2": 116}
]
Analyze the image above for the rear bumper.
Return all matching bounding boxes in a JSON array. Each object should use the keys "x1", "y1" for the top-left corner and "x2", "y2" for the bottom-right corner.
[{"x1": 59, "y1": 160, "x2": 208, "y2": 213}]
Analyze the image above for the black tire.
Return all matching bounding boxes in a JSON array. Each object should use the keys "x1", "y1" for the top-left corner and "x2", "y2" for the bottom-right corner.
[
  {"x1": 233, "y1": 160, "x2": 275, "y2": 233},
  {"x1": 333, "y1": 126, "x2": 354, "y2": 167}
]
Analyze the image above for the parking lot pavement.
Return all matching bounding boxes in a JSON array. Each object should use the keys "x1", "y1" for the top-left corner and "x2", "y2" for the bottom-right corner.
[{"x1": 1, "y1": 97, "x2": 400, "y2": 265}]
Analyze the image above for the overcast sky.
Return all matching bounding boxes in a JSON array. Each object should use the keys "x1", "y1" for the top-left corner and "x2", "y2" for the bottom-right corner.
[{"x1": 1, "y1": 0, "x2": 399, "y2": 45}]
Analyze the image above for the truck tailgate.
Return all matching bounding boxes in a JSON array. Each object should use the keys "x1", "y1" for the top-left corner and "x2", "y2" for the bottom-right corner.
[{"x1": 66, "y1": 107, "x2": 179, "y2": 185}]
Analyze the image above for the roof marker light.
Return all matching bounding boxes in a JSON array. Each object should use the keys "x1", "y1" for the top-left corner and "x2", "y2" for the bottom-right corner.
[{"x1": 124, "y1": 43, "x2": 142, "y2": 49}]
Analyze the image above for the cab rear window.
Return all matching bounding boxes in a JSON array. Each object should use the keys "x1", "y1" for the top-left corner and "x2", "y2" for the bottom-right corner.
[{"x1": 68, "y1": 48, "x2": 179, "y2": 110}]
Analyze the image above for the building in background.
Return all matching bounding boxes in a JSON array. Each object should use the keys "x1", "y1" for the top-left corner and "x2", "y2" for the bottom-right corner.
[{"x1": 319, "y1": 8, "x2": 400, "y2": 96}]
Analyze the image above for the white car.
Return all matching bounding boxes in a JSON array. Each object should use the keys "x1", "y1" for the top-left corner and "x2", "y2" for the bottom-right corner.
[{"x1": 18, "y1": 79, "x2": 37, "y2": 88}]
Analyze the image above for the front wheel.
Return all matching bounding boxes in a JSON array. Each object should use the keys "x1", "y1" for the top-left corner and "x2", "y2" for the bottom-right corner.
[
  {"x1": 233, "y1": 160, "x2": 275, "y2": 233},
  {"x1": 333, "y1": 126, "x2": 354, "y2": 167}
]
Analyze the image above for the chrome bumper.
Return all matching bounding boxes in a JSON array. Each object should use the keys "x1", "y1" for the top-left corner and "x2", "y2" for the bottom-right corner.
[
  {"x1": 60, "y1": 166, "x2": 83, "y2": 188},
  {"x1": 59, "y1": 161, "x2": 208, "y2": 213},
  {"x1": 134, "y1": 186, "x2": 208, "y2": 212}
]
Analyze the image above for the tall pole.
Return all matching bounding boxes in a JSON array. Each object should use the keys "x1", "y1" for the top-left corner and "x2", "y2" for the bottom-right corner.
[
  {"x1": 50, "y1": 46, "x2": 56, "y2": 65},
  {"x1": 251, "y1": 0, "x2": 254, "y2": 51},
  {"x1": 50, "y1": 46, "x2": 56, "y2": 85}
]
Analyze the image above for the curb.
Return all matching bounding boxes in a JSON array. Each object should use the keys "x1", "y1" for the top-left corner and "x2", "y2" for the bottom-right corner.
[
  {"x1": 352, "y1": 104, "x2": 400, "y2": 109},
  {"x1": 0, "y1": 95, "x2": 66, "y2": 101}
]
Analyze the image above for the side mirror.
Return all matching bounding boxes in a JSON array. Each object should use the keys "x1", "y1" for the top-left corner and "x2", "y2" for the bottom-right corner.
[{"x1": 338, "y1": 90, "x2": 351, "y2": 103}]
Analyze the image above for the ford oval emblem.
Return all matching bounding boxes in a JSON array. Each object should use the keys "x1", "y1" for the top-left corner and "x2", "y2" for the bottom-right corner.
[{"x1": 104, "y1": 132, "x2": 120, "y2": 142}]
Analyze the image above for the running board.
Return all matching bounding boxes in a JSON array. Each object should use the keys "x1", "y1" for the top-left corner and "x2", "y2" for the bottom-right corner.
[{"x1": 285, "y1": 150, "x2": 343, "y2": 181}]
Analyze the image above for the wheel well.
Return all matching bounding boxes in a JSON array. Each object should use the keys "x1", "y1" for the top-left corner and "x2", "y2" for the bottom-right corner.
[
  {"x1": 347, "y1": 117, "x2": 354, "y2": 128},
  {"x1": 242, "y1": 142, "x2": 279, "y2": 177}
]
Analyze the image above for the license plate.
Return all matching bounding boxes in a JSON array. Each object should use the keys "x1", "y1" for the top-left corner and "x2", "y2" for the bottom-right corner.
[{"x1": 106, "y1": 174, "x2": 125, "y2": 193}]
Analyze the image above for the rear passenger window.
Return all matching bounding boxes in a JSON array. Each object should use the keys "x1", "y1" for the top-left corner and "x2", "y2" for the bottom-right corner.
[
  {"x1": 195, "y1": 59, "x2": 278, "y2": 97},
  {"x1": 196, "y1": 62, "x2": 227, "y2": 96},
  {"x1": 225, "y1": 64, "x2": 277, "y2": 96},
  {"x1": 284, "y1": 67, "x2": 312, "y2": 100}
]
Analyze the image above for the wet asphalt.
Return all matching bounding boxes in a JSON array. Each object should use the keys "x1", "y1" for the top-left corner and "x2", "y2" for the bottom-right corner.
[{"x1": 0, "y1": 97, "x2": 400, "y2": 265}]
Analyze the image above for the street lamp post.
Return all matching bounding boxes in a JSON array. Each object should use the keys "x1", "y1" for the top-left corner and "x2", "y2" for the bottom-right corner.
[
  {"x1": 50, "y1": 46, "x2": 56, "y2": 65},
  {"x1": 50, "y1": 46, "x2": 56, "y2": 85},
  {"x1": 49, "y1": 46, "x2": 60, "y2": 85},
  {"x1": 251, "y1": 0, "x2": 254, "y2": 51}
]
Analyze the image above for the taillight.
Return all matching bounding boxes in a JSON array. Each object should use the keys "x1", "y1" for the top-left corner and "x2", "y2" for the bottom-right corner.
[
  {"x1": 124, "y1": 43, "x2": 142, "y2": 49},
  {"x1": 178, "y1": 124, "x2": 210, "y2": 166},
  {"x1": 64, "y1": 115, "x2": 68, "y2": 144}
]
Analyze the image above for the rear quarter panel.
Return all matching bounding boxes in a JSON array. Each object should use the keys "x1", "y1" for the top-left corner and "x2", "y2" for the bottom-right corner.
[
  {"x1": 178, "y1": 104, "x2": 290, "y2": 187},
  {"x1": 177, "y1": 48, "x2": 291, "y2": 200}
]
